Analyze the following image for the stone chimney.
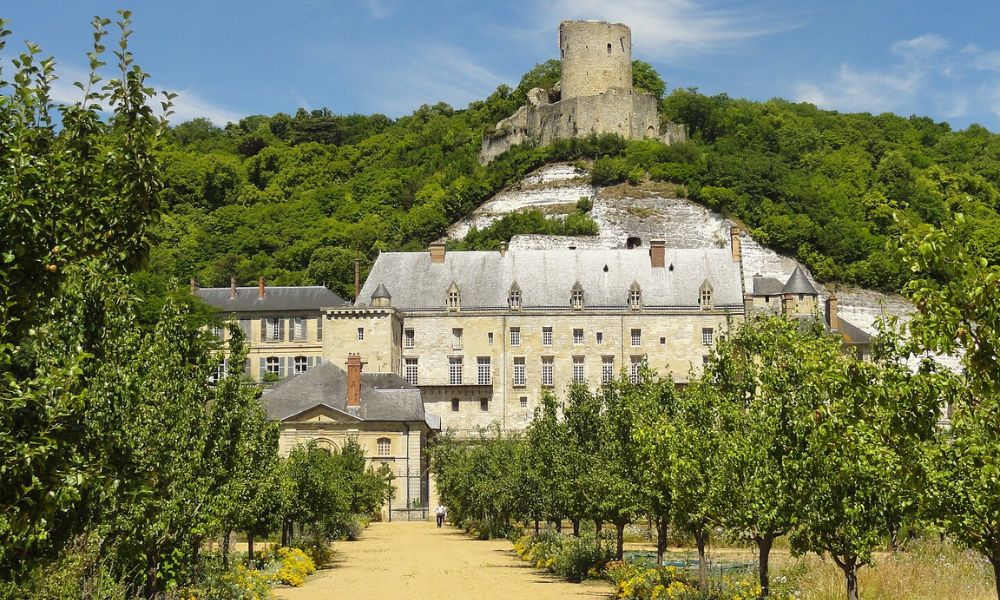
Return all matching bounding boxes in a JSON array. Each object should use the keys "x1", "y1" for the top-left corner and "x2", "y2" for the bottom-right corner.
[
  {"x1": 229, "y1": 277, "x2": 237, "y2": 300},
  {"x1": 429, "y1": 241, "x2": 446, "y2": 264},
  {"x1": 258, "y1": 277, "x2": 265, "y2": 300},
  {"x1": 782, "y1": 292, "x2": 795, "y2": 316},
  {"x1": 649, "y1": 239, "x2": 666, "y2": 268},
  {"x1": 499, "y1": 241, "x2": 507, "y2": 257},
  {"x1": 730, "y1": 226, "x2": 742, "y2": 262},
  {"x1": 189, "y1": 278, "x2": 198, "y2": 294},
  {"x1": 826, "y1": 294, "x2": 839, "y2": 330},
  {"x1": 346, "y1": 354, "x2": 362, "y2": 408}
]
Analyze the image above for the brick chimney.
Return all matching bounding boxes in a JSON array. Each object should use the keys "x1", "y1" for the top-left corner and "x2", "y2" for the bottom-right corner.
[
  {"x1": 229, "y1": 277, "x2": 237, "y2": 300},
  {"x1": 649, "y1": 239, "x2": 666, "y2": 268},
  {"x1": 429, "y1": 241, "x2": 446, "y2": 263},
  {"x1": 826, "y1": 294, "x2": 839, "y2": 330},
  {"x1": 499, "y1": 241, "x2": 507, "y2": 257},
  {"x1": 189, "y1": 278, "x2": 198, "y2": 294},
  {"x1": 346, "y1": 353, "x2": 362, "y2": 408},
  {"x1": 258, "y1": 277, "x2": 265, "y2": 300},
  {"x1": 730, "y1": 226, "x2": 742, "y2": 262}
]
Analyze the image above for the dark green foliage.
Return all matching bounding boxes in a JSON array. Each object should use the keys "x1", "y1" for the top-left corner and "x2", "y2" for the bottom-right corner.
[{"x1": 454, "y1": 209, "x2": 599, "y2": 250}]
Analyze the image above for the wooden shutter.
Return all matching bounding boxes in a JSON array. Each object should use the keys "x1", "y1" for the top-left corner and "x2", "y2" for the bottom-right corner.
[
  {"x1": 244, "y1": 358, "x2": 250, "y2": 375},
  {"x1": 240, "y1": 319, "x2": 251, "y2": 338},
  {"x1": 279, "y1": 357, "x2": 286, "y2": 378},
  {"x1": 307, "y1": 356, "x2": 315, "y2": 369},
  {"x1": 260, "y1": 318, "x2": 267, "y2": 342},
  {"x1": 302, "y1": 318, "x2": 308, "y2": 341},
  {"x1": 317, "y1": 316, "x2": 323, "y2": 341},
  {"x1": 279, "y1": 319, "x2": 285, "y2": 342},
  {"x1": 258, "y1": 357, "x2": 265, "y2": 379}
]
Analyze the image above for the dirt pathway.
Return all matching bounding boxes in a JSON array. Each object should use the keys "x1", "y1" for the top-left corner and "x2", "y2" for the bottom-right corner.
[{"x1": 274, "y1": 521, "x2": 612, "y2": 600}]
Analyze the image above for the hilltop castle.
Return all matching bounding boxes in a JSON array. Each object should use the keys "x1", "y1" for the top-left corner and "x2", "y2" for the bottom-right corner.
[{"x1": 479, "y1": 20, "x2": 687, "y2": 164}]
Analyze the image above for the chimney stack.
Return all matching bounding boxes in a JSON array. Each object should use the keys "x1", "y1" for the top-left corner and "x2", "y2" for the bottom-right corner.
[
  {"x1": 258, "y1": 277, "x2": 265, "y2": 300},
  {"x1": 499, "y1": 241, "x2": 507, "y2": 257},
  {"x1": 730, "y1": 226, "x2": 742, "y2": 262},
  {"x1": 782, "y1": 292, "x2": 795, "y2": 316},
  {"x1": 190, "y1": 278, "x2": 198, "y2": 294},
  {"x1": 346, "y1": 353, "x2": 362, "y2": 408},
  {"x1": 354, "y1": 258, "x2": 361, "y2": 304},
  {"x1": 429, "y1": 241, "x2": 446, "y2": 263},
  {"x1": 826, "y1": 294, "x2": 839, "y2": 330},
  {"x1": 229, "y1": 277, "x2": 237, "y2": 300},
  {"x1": 649, "y1": 238, "x2": 666, "y2": 268},
  {"x1": 743, "y1": 293, "x2": 754, "y2": 316}
]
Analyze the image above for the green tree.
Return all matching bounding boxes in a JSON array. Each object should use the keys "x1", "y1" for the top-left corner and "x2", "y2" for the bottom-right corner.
[{"x1": 632, "y1": 60, "x2": 666, "y2": 99}]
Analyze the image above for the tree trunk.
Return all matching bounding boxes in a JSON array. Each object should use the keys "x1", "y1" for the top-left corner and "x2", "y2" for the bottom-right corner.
[
  {"x1": 758, "y1": 534, "x2": 774, "y2": 597},
  {"x1": 281, "y1": 520, "x2": 288, "y2": 547},
  {"x1": 192, "y1": 535, "x2": 201, "y2": 582},
  {"x1": 989, "y1": 555, "x2": 1000, "y2": 600},
  {"x1": 841, "y1": 558, "x2": 859, "y2": 600},
  {"x1": 248, "y1": 534, "x2": 255, "y2": 565},
  {"x1": 572, "y1": 519, "x2": 580, "y2": 537},
  {"x1": 555, "y1": 519, "x2": 562, "y2": 534},
  {"x1": 534, "y1": 519, "x2": 539, "y2": 535},
  {"x1": 615, "y1": 522, "x2": 625, "y2": 560},
  {"x1": 222, "y1": 529, "x2": 232, "y2": 570},
  {"x1": 144, "y1": 550, "x2": 157, "y2": 600},
  {"x1": 694, "y1": 528, "x2": 708, "y2": 589},
  {"x1": 656, "y1": 517, "x2": 667, "y2": 566}
]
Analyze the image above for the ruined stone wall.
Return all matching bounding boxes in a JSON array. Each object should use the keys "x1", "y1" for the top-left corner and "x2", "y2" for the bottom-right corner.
[
  {"x1": 533, "y1": 89, "x2": 660, "y2": 144},
  {"x1": 559, "y1": 20, "x2": 632, "y2": 99}
]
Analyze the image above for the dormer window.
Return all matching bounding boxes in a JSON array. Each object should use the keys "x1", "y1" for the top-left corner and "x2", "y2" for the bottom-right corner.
[
  {"x1": 628, "y1": 281, "x2": 642, "y2": 310},
  {"x1": 447, "y1": 281, "x2": 461, "y2": 311},
  {"x1": 699, "y1": 280, "x2": 713, "y2": 310},
  {"x1": 571, "y1": 282, "x2": 584, "y2": 310},
  {"x1": 508, "y1": 282, "x2": 522, "y2": 311}
]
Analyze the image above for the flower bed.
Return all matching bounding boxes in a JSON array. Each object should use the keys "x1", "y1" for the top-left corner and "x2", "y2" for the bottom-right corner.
[{"x1": 512, "y1": 533, "x2": 614, "y2": 582}]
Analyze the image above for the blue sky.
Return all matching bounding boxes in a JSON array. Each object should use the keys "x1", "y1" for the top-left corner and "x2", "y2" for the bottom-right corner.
[{"x1": 4, "y1": 1, "x2": 1000, "y2": 131}]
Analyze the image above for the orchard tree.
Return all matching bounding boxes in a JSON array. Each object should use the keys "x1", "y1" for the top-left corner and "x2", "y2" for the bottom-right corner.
[
  {"x1": 524, "y1": 391, "x2": 570, "y2": 532},
  {"x1": 563, "y1": 384, "x2": 603, "y2": 538}
]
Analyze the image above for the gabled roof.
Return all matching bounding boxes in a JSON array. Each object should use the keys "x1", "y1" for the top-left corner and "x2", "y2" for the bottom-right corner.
[
  {"x1": 263, "y1": 362, "x2": 433, "y2": 426},
  {"x1": 752, "y1": 275, "x2": 785, "y2": 296},
  {"x1": 782, "y1": 266, "x2": 818, "y2": 295},
  {"x1": 196, "y1": 286, "x2": 348, "y2": 312},
  {"x1": 357, "y1": 248, "x2": 744, "y2": 310},
  {"x1": 837, "y1": 318, "x2": 872, "y2": 345}
]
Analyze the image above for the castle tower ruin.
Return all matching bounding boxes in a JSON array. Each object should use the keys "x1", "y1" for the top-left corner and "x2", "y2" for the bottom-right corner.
[
  {"x1": 559, "y1": 21, "x2": 633, "y2": 99},
  {"x1": 479, "y1": 20, "x2": 685, "y2": 164}
]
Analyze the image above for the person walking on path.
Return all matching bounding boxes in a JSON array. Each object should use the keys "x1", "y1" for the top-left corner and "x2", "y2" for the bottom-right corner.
[{"x1": 435, "y1": 504, "x2": 447, "y2": 528}]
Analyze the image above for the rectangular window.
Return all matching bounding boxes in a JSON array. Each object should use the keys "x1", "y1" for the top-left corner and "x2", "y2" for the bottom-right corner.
[
  {"x1": 487, "y1": 332, "x2": 494, "y2": 345},
  {"x1": 602, "y1": 356, "x2": 615, "y2": 384},
  {"x1": 573, "y1": 328, "x2": 584, "y2": 344},
  {"x1": 510, "y1": 327, "x2": 520, "y2": 347},
  {"x1": 267, "y1": 317, "x2": 281, "y2": 342},
  {"x1": 513, "y1": 357, "x2": 526, "y2": 386},
  {"x1": 377, "y1": 438, "x2": 391, "y2": 456},
  {"x1": 572, "y1": 356, "x2": 585, "y2": 383},
  {"x1": 357, "y1": 327, "x2": 364, "y2": 341},
  {"x1": 541, "y1": 357, "x2": 554, "y2": 387},
  {"x1": 266, "y1": 356, "x2": 280, "y2": 374},
  {"x1": 629, "y1": 356, "x2": 643, "y2": 384},
  {"x1": 239, "y1": 318, "x2": 251, "y2": 339},
  {"x1": 404, "y1": 328, "x2": 415, "y2": 348},
  {"x1": 542, "y1": 327, "x2": 553, "y2": 346},
  {"x1": 596, "y1": 331, "x2": 604, "y2": 344},
  {"x1": 452, "y1": 328, "x2": 463, "y2": 350},
  {"x1": 405, "y1": 358, "x2": 419, "y2": 385},
  {"x1": 451, "y1": 398, "x2": 460, "y2": 412},
  {"x1": 631, "y1": 328, "x2": 642, "y2": 346},
  {"x1": 316, "y1": 316, "x2": 323, "y2": 341},
  {"x1": 519, "y1": 396, "x2": 528, "y2": 408},
  {"x1": 294, "y1": 356, "x2": 308, "y2": 374},
  {"x1": 702, "y1": 328, "x2": 714, "y2": 346},
  {"x1": 660, "y1": 336, "x2": 667, "y2": 345},
  {"x1": 480, "y1": 398, "x2": 489, "y2": 412},
  {"x1": 211, "y1": 324, "x2": 224, "y2": 339},
  {"x1": 477, "y1": 357, "x2": 492, "y2": 385},
  {"x1": 298, "y1": 317, "x2": 309, "y2": 341},
  {"x1": 449, "y1": 357, "x2": 463, "y2": 385}
]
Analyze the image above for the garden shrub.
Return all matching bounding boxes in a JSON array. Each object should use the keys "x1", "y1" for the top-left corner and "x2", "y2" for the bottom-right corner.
[
  {"x1": 591, "y1": 157, "x2": 629, "y2": 186},
  {"x1": 512, "y1": 533, "x2": 612, "y2": 583},
  {"x1": 293, "y1": 533, "x2": 334, "y2": 567},
  {"x1": 261, "y1": 546, "x2": 316, "y2": 587},
  {"x1": 194, "y1": 564, "x2": 273, "y2": 600}
]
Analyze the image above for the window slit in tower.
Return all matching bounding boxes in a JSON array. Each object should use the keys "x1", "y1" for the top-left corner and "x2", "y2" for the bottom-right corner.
[
  {"x1": 607, "y1": 43, "x2": 612, "y2": 54},
  {"x1": 620, "y1": 37, "x2": 626, "y2": 52}
]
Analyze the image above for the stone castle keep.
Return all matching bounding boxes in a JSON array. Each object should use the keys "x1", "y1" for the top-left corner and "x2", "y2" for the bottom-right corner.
[{"x1": 479, "y1": 20, "x2": 687, "y2": 164}]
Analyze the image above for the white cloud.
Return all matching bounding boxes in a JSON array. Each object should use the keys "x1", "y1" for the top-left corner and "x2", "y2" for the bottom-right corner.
[
  {"x1": 793, "y1": 64, "x2": 924, "y2": 114},
  {"x1": 891, "y1": 34, "x2": 949, "y2": 62},
  {"x1": 363, "y1": 0, "x2": 392, "y2": 19},
  {"x1": 166, "y1": 89, "x2": 242, "y2": 126},
  {"x1": 972, "y1": 50, "x2": 1000, "y2": 72},
  {"x1": 538, "y1": 0, "x2": 799, "y2": 60}
]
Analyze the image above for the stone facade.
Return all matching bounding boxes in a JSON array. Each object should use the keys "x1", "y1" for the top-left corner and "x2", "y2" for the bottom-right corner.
[{"x1": 479, "y1": 20, "x2": 687, "y2": 164}]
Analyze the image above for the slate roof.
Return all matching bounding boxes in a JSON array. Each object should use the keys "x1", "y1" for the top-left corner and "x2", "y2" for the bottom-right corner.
[
  {"x1": 263, "y1": 362, "x2": 435, "y2": 426},
  {"x1": 752, "y1": 275, "x2": 785, "y2": 296},
  {"x1": 358, "y1": 249, "x2": 744, "y2": 310},
  {"x1": 782, "y1": 266, "x2": 818, "y2": 295},
  {"x1": 837, "y1": 318, "x2": 872, "y2": 345},
  {"x1": 196, "y1": 286, "x2": 348, "y2": 312}
]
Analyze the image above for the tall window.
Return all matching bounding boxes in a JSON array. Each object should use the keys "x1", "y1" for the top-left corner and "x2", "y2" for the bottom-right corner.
[
  {"x1": 376, "y1": 437, "x2": 391, "y2": 456},
  {"x1": 702, "y1": 328, "x2": 714, "y2": 346},
  {"x1": 629, "y1": 283, "x2": 641, "y2": 309},
  {"x1": 520, "y1": 396, "x2": 528, "y2": 408},
  {"x1": 211, "y1": 324, "x2": 224, "y2": 339},
  {"x1": 292, "y1": 317, "x2": 305, "y2": 341},
  {"x1": 452, "y1": 328, "x2": 463, "y2": 350},
  {"x1": 449, "y1": 357, "x2": 463, "y2": 385},
  {"x1": 404, "y1": 358, "x2": 419, "y2": 385},
  {"x1": 542, "y1": 326, "x2": 553, "y2": 346},
  {"x1": 631, "y1": 328, "x2": 642, "y2": 346},
  {"x1": 480, "y1": 398, "x2": 489, "y2": 412},
  {"x1": 602, "y1": 356, "x2": 615, "y2": 384},
  {"x1": 477, "y1": 357, "x2": 492, "y2": 385},
  {"x1": 508, "y1": 283, "x2": 522, "y2": 310},
  {"x1": 487, "y1": 332, "x2": 494, "y2": 345},
  {"x1": 404, "y1": 328, "x2": 415, "y2": 348},
  {"x1": 629, "y1": 356, "x2": 643, "y2": 384},
  {"x1": 357, "y1": 327, "x2": 364, "y2": 341},
  {"x1": 266, "y1": 356, "x2": 279, "y2": 374},
  {"x1": 571, "y1": 283, "x2": 584, "y2": 310},
  {"x1": 266, "y1": 317, "x2": 281, "y2": 341},
  {"x1": 596, "y1": 331, "x2": 604, "y2": 344},
  {"x1": 294, "y1": 356, "x2": 308, "y2": 374},
  {"x1": 447, "y1": 283, "x2": 461, "y2": 311},
  {"x1": 239, "y1": 318, "x2": 251, "y2": 338},
  {"x1": 541, "y1": 357, "x2": 554, "y2": 387},
  {"x1": 451, "y1": 399, "x2": 460, "y2": 412},
  {"x1": 573, "y1": 328, "x2": 584, "y2": 344},
  {"x1": 513, "y1": 357, "x2": 526, "y2": 386},
  {"x1": 699, "y1": 281, "x2": 713, "y2": 309},
  {"x1": 316, "y1": 316, "x2": 323, "y2": 341},
  {"x1": 572, "y1": 356, "x2": 585, "y2": 383},
  {"x1": 510, "y1": 327, "x2": 520, "y2": 347}
]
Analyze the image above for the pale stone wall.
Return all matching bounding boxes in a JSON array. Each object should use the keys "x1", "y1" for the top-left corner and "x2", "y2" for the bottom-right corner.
[
  {"x1": 559, "y1": 21, "x2": 632, "y2": 99},
  {"x1": 217, "y1": 312, "x2": 327, "y2": 381},
  {"x1": 322, "y1": 308, "x2": 402, "y2": 375}
]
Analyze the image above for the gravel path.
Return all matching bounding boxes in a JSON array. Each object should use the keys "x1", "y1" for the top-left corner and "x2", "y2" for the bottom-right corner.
[{"x1": 274, "y1": 521, "x2": 612, "y2": 600}]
